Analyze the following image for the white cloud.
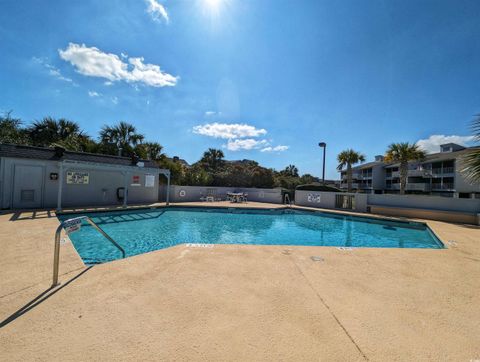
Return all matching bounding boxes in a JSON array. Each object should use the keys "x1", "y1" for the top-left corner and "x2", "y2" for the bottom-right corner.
[
  {"x1": 193, "y1": 122, "x2": 267, "y2": 139},
  {"x1": 111, "y1": 96, "x2": 119, "y2": 105},
  {"x1": 416, "y1": 134, "x2": 475, "y2": 153},
  {"x1": 260, "y1": 145, "x2": 289, "y2": 152},
  {"x1": 193, "y1": 121, "x2": 288, "y2": 153},
  {"x1": 88, "y1": 90, "x2": 101, "y2": 97},
  {"x1": 205, "y1": 111, "x2": 221, "y2": 117},
  {"x1": 145, "y1": 0, "x2": 169, "y2": 23},
  {"x1": 33, "y1": 56, "x2": 74, "y2": 83},
  {"x1": 224, "y1": 139, "x2": 268, "y2": 151},
  {"x1": 58, "y1": 43, "x2": 178, "y2": 87}
]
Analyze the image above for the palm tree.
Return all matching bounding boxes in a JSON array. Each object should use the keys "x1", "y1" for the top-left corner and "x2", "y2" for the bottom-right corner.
[
  {"x1": 27, "y1": 117, "x2": 82, "y2": 147},
  {"x1": 134, "y1": 142, "x2": 164, "y2": 160},
  {"x1": 200, "y1": 148, "x2": 224, "y2": 170},
  {"x1": 282, "y1": 164, "x2": 299, "y2": 177},
  {"x1": 0, "y1": 111, "x2": 29, "y2": 144},
  {"x1": 100, "y1": 121, "x2": 144, "y2": 156},
  {"x1": 337, "y1": 149, "x2": 365, "y2": 193},
  {"x1": 384, "y1": 142, "x2": 426, "y2": 195},
  {"x1": 462, "y1": 115, "x2": 480, "y2": 182}
]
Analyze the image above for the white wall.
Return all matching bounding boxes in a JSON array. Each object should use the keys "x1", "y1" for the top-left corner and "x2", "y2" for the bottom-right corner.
[
  {"x1": 295, "y1": 190, "x2": 368, "y2": 212},
  {"x1": 161, "y1": 185, "x2": 283, "y2": 204},
  {"x1": 367, "y1": 193, "x2": 480, "y2": 213},
  {"x1": 294, "y1": 190, "x2": 480, "y2": 217}
]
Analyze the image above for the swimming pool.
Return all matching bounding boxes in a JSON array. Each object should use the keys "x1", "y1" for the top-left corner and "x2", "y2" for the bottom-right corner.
[{"x1": 59, "y1": 207, "x2": 443, "y2": 264}]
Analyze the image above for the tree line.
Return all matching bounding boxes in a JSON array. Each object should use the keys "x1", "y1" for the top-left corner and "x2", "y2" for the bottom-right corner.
[
  {"x1": 164, "y1": 148, "x2": 319, "y2": 189},
  {"x1": 0, "y1": 112, "x2": 318, "y2": 189},
  {"x1": 0, "y1": 112, "x2": 163, "y2": 160},
  {"x1": 8, "y1": 111, "x2": 476, "y2": 193}
]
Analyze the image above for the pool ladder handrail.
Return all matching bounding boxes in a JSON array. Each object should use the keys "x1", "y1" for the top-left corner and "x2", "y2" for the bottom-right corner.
[
  {"x1": 52, "y1": 216, "x2": 126, "y2": 287},
  {"x1": 284, "y1": 193, "x2": 292, "y2": 207}
]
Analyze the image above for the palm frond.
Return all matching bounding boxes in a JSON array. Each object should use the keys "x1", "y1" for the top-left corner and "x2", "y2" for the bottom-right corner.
[{"x1": 462, "y1": 115, "x2": 480, "y2": 181}]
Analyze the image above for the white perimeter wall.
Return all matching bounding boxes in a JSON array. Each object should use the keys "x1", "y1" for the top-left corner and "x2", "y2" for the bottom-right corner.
[
  {"x1": 367, "y1": 193, "x2": 480, "y2": 213},
  {"x1": 159, "y1": 185, "x2": 283, "y2": 204},
  {"x1": 295, "y1": 191, "x2": 369, "y2": 212},
  {"x1": 295, "y1": 190, "x2": 480, "y2": 216},
  {"x1": 159, "y1": 186, "x2": 480, "y2": 223}
]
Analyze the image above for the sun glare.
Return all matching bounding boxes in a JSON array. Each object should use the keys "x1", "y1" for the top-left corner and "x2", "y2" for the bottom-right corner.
[
  {"x1": 205, "y1": 0, "x2": 222, "y2": 9},
  {"x1": 202, "y1": 0, "x2": 225, "y2": 16}
]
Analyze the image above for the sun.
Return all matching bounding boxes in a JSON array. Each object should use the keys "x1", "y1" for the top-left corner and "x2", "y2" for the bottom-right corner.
[
  {"x1": 203, "y1": 0, "x2": 225, "y2": 15},
  {"x1": 205, "y1": 0, "x2": 222, "y2": 9},
  {"x1": 199, "y1": 0, "x2": 229, "y2": 21}
]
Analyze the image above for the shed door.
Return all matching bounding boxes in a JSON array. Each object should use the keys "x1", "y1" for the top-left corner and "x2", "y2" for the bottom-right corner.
[{"x1": 13, "y1": 165, "x2": 44, "y2": 209}]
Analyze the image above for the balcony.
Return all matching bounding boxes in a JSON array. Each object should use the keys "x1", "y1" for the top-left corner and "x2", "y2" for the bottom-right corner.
[
  {"x1": 406, "y1": 183, "x2": 431, "y2": 192},
  {"x1": 386, "y1": 183, "x2": 430, "y2": 191},
  {"x1": 359, "y1": 174, "x2": 372, "y2": 180},
  {"x1": 431, "y1": 183, "x2": 455, "y2": 190},
  {"x1": 340, "y1": 182, "x2": 372, "y2": 190},
  {"x1": 342, "y1": 173, "x2": 360, "y2": 180},
  {"x1": 408, "y1": 169, "x2": 429, "y2": 177},
  {"x1": 431, "y1": 167, "x2": 455, "y2": 175}
]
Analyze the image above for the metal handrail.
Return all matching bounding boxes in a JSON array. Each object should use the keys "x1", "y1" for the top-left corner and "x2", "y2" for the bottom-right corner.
[{"x1": 52, "y1": 216, "x2": 126, "y2": 287}]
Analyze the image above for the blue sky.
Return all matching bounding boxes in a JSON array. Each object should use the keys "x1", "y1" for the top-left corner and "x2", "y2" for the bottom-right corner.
[{"x1": 1, "y1": 0, "x2": 479, "y2": 179}]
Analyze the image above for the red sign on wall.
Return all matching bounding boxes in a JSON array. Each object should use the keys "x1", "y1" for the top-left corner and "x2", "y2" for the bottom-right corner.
[{"x1": 132, "y1": 175, "x2": 140, "y2": 186}]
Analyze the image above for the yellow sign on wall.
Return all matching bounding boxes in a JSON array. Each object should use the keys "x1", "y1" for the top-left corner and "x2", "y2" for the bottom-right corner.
[{"x1": 66, "y1": 171, "x2": 90, "y2": 184}]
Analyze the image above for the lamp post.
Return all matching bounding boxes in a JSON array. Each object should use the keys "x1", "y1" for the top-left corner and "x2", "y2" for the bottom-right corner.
[{"x1": 318, "y1": 142, "x2": 326, "y2": 184}]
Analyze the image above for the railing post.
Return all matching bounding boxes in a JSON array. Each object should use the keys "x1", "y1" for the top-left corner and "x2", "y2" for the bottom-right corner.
[
  {"x1": 52, "y1": 217, "x2": 125, "y2": 287},
  {"x1": 56, "y1": 162, "x2": 64, "y2": 212},
  {"x1": 123, "y1": 171, "x2": 129, "y2": 208},
  {"x1": 52, "y1": 223, "x2": 63, "y2": 287},
  {"x1": 166, "y1": 172, "x2": 170, "y2": 205}
]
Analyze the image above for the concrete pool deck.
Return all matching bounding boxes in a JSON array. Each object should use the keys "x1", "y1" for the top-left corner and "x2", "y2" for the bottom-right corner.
[{"x1": 0, "y1": 202, "x2": 479, "y2": 361}]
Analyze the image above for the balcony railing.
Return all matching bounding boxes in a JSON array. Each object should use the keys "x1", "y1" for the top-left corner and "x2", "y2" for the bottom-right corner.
[
  {"x1": 408, "y1": 169, "x2": 429, "y2": 177},
  {"x1": 361, "y1": 175, "x2": 372, "y2": 180},
  {"x1": 432, "y1": 167, "x2": 454, "y2": 175},
  {"x1": 406, "y1": 183, "x2": 431, "y2": 191},
  {"x1": 340, "y1": 183, "x2": 355, "y2": 189},
  {"x1": 341, "y1": 183, "x2": 372, "y2": 189},
  {"x1": 432, "y1": 183, "x2": 454, "y2": 190},
  {"x1": 386, "y1": 183, "x2": 430, "y2": 191},
  {"x1": 342, "y1": 173, "x2": 361, "y2": 180}
]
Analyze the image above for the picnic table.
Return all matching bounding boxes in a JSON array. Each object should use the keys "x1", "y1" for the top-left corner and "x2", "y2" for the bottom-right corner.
[{"x1": 227, "y1": 192, "x2": 246, "y2": 203}]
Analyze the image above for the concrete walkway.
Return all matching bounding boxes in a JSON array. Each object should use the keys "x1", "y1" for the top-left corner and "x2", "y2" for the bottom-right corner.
[{"x1": 1, "y1": 203, "x2": 479, "y2": 361}]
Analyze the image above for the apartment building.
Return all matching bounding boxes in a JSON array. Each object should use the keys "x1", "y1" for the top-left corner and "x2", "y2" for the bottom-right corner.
[
  {"x1": 339, "y1": 155, "x2": 386, "y2": 194},
  {"x1": 339, "y1": 143, "x2": 480, "y2": 198}
]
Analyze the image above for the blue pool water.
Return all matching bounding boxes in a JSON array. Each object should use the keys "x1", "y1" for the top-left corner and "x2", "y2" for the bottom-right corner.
[{"x1": 59, "y1": 207, "x2": 443, "y2": 264}]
